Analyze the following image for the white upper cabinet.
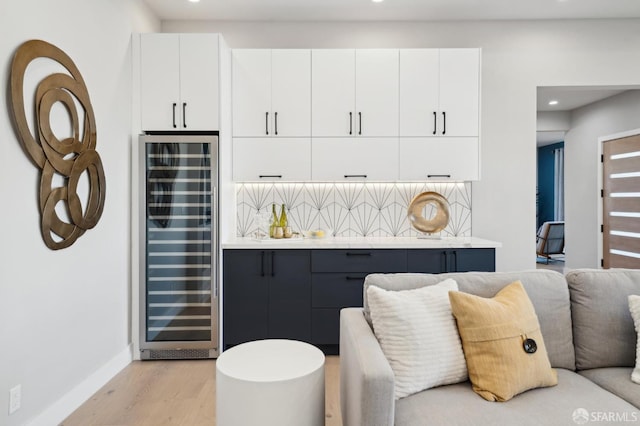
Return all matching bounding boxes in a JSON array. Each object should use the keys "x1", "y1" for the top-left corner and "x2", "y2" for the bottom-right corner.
[
  {"x1": 233, "y1": 138, "x2": 311, "y2": 181},
  {"x1": 399, "y1": 48, "x2": 479, "y2": 137},
  {"x1": 232, "y1": 49, "x2": 311, "y2": 137},
  {"x1": 312, "y1": 138, "x2": 398, "y2": 181},
  {"x1": 140, "y1": 33, "x2": 219, "y2": 131},
  {"x1": 312, "y1": 49, "x2": 399, "y2": 137},
  {"x1": 399, "y1": 138, "x2": 479, "y2": 181}
]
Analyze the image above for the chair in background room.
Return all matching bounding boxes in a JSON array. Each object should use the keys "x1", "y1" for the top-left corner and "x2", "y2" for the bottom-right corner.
[{"x1": 536, "y1": 221, "x2": 565, "y2": 263}]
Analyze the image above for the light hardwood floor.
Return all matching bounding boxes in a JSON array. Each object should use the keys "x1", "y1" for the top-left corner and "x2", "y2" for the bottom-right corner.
[{"x1": 62, "y1": 355, "x2": 342, "y2": 426}]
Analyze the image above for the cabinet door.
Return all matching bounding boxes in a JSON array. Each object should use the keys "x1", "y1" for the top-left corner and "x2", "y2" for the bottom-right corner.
[
  {"x1": 232, "y1": 50, "x2": 272, "y2": 137},
  {"x1": 439, "y1": 49, "x2": 480, "y2": 137},
  {"x1": 399, "y1": 49, "x2": 440, "y2": 137},
  {"x1": 453, "y1": 248, "x2": 495, "y2": 272},
  {"x1": 269, "y1": 250, "x2": 311, "y2": 341},
  {"x1": 312, "y1": 138, "x2": 398, "y2": 181},
  {"x1": 355, "y1": 49, "x2": 399, "y2": 137},
  {"x1": 399, "y1": 137, "x2": 479, "y2": 181},
  {"x1": 407, "y1": 250, "x2": 448, "y2": 273},
  {"x1": 140, "y1": 34, "x2": 180, "y2": 131},
  {"x1": 223, "y1": 250, "x2": 269, "y2": 347},
  {"x1": 179, "y1": 34, "x2": 219, "y2": 131},
  {"x1": 272, "y1": 50, "x2": 311, "y2": 137},
  {"x1": 311, "y1": 49, "x2": 356, "y2": 137},
  {"x1": 233, "y1": 138, "x2": 311, "y2": 181}
]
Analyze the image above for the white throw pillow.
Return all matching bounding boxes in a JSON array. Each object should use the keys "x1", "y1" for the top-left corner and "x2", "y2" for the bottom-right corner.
[
  {"x1": 367, "y1": 279, "x2": 468, "y2": 399},
  {"x1": 630, "y1": 295, "x2": 640, "y2": 384}
]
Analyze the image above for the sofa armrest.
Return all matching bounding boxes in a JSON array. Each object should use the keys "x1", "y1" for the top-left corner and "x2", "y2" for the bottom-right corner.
[{"x1": 340, "y1": 307, "x2": 395, "y2": 426}]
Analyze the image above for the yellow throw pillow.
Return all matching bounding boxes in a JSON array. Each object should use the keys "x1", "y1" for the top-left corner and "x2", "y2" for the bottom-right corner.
[{"x1": 448, "y1": 281, "x2": 558, "y2": 402}]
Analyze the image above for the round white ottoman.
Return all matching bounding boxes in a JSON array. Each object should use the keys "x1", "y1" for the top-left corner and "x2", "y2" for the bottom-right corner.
[{"x1": 216, "y1": 339, "x2": 325, "y2": 426}]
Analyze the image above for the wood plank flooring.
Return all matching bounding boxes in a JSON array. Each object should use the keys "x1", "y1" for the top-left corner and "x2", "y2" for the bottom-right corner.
[{"x1": 62, "y1": 355, "x2": 342, "y2": 426}]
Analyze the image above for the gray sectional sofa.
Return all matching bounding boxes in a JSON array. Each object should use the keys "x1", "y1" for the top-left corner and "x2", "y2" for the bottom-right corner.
[{"x1": 340, "y1": 269, "x2": 640, "y2": 426}]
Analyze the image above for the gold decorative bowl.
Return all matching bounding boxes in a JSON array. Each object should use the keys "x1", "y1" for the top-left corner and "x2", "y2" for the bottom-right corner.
[{"x1": 407, "y1": 191, "x2": 450, "y2": 235}]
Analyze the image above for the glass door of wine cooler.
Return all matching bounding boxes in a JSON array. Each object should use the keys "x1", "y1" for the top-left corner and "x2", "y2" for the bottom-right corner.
[{"x1": 139, "y1": 134, "x2": 218, "y2": 359}]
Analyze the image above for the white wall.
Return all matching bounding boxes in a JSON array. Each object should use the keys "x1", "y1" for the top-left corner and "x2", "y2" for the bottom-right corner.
[
  {"x1": 0, "y1": 1, "x2": 158, "y2": 425},
  {"x1": 565, "y1": 90, "x2": 640, "y2": 269},
  {"x1": 163, "y1": 19, "x2": 640, "y2": 271}
]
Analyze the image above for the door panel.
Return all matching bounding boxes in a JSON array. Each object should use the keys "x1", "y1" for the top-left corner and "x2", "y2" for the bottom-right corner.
[
  {"x1": 232, "y1": 50, "x2": 272, "y2": 137},
  {"x1": 399, "y1": 49, "x2": 440, "y2": 137},
  {"x1": 438, "y1": 49, "x2": 480, "y2": 137},
  {"x1": 272, "y1": 49, "x2": 311, "y2": 137},
  {"x1": 311, "y1": 49, "x2": 355, "y2": 137},
  {"x1": 355, "y1": 49, "x2": 399, "y2": 137},
  {"x1": 603, "y1": 134, "x2": 640, "y2": 269}
]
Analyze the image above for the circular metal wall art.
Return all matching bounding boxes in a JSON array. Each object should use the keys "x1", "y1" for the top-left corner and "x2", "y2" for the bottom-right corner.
[
  {"x1": 407, "y1": 191, "x2": 450, "y2": 235},
  {"x1": 10, "y1": 39, "x2": 105, "y2": 250}
]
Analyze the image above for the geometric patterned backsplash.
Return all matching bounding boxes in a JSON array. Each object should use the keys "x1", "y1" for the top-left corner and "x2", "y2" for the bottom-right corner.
[{"x1": 236, "y1": 182, "x2": 472, "y2": 238}]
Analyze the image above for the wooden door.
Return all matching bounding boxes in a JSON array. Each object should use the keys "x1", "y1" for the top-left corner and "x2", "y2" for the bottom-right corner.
[{"x1": 603, "y1": 134, "x2": 640, "y2": 268}]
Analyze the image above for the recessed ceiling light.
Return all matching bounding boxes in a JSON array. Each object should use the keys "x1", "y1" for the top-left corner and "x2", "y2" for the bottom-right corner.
[
  {"x1": 372, "y1": 0, "x2": 384, "y2": 3},
  {"x1": 548, "y1": 100, "x2": 559, "y2": 106},
  {"x1": 189, "y1": 0, "x2": 200, "y2": 3}
]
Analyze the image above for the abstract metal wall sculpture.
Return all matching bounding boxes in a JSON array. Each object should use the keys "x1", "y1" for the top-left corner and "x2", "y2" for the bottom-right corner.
[{"x1": 10, "y1": 40, "x2": 105, "y2": 250}]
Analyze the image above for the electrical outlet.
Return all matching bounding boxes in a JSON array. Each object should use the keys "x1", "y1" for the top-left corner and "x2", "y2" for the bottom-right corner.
[{"x1": 9, "y1": 385, "x2": 21, "y2": 415}]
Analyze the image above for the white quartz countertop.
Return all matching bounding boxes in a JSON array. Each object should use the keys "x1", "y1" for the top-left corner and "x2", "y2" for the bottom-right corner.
[{"x1": 222, "y1": 236, "x2": 502, "y2": 249}]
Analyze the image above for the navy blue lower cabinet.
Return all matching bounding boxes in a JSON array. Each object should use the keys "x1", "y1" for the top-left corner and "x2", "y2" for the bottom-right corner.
[
  {"x1": 222, "y1": 248, "x2": 495, "y2": 352},
  {"x1": 222, "y1": 250, "x2": 311, "y2": 349},
  {"x1": 407, "y1": 248, "x2": 495, "y2": 273}
]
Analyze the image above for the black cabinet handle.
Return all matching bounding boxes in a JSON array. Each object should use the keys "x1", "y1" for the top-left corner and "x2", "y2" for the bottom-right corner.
[
  {"x1": 451, "y1": 250, "x2": 458, "y2": 272},
  {"x1": 358, "y1": 112, "x2": 362, "y2": 135},
  {"x1": 182, "y1": 102, "x2": 187, "y2": 128},
  {"x1": 346, "y1": 252, "x2": 372, "y2": 257},
  {"x1": 349, "y1": 112, "x2": 352, "y2": 135},
  {"x1": 271, "y1": 251, "x2": 275, "y2": 277},
  {"x1": 260, "y1": 251, "x2": 265, "y2": 277},
  {"x1": 427, "y1": 174, "x2": 451, "y2": 179},
  {"x1": 433, "y1": 111, "x2": 437, "y2": 135},
  {"x1": 442, "y1": 251, "x2": 448, "y2": 272},
  {"x1": 274, "y1": 112, "x2": 278, "y2": 135},
  {"x1": 344, "y1": 174, "x2": 367, "y2": 179},
  {"x1": 265, "y1": 112, "x2": 269, "y2": 135},
  {"x1": 172, "y1": 103, "x2": 177, "y2": 128},
  {"x1": 259, "y1": 175, "x2": 283, "y2": 179},
  {"x1": 346, "y1": 275, "x2": 368, "y2": 281},
  {"x1": 442, "y1": 111, "x2": 446, "y2": 135}
]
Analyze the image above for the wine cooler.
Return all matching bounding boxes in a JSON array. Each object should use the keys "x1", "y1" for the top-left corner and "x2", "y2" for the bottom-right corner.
[{"x1": 138, "y1": 134, "x2": 219, "y2": 359}]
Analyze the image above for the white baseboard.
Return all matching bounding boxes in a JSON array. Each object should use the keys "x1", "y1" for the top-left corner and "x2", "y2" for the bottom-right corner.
[{"x1": 28, "y1": 344, "x2": 133, "y2": 426}]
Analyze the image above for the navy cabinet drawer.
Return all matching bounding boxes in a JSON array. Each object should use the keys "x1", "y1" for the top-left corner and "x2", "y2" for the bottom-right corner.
[
  {"x1": 311, "y1": 249, "x2": 406, "y2": 273},
  {"x1": 312, "y1": 308, "x2": 340, "y2": 344},
  {"x1": 312, "y1": 273, "x2": 365, "y2": 308}
]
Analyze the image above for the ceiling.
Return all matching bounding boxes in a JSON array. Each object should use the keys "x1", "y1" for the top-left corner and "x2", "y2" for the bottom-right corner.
[{"x1": 143, "y1": 0, "x2": 640, "y2": 22}]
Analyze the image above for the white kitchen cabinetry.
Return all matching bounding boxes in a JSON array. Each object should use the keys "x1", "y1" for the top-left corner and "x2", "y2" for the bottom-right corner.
[
  {"x1": 312, "y1": 49, "x2": 399, "y2": 137},
  {"x1": 140, "y1": 33, "x2": 219, "y2": 131},
  {"x1": 232, "y1": 49, "x2": 311, "y2": 137},
  {"x1": 312, "y1": 138, "x2": 398, "y2": 181},
  {"x1": 400, "y1": 48, "x2": 479, "y2": 137},
  {"x1": 399, "y1": 138, "x2": 479, "y2": 181},
  {"x1": 233, "y1": 138, "x2": 311, "y2": 181}
]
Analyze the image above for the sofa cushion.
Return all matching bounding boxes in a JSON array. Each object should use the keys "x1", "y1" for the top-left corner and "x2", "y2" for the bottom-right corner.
[
  {"x1": 448, "y1": 281, "x2": 557, "y2": 401},
  {"x1": 566, "y1": 269, "x2": 640, "y2": 370},
  {"x1": 630, "y1": 295, "x2": 640, "y2": 384},
  {"x1": 363, "y1": 270, "x2": 575, "y2": 370},
  {"x1": 367, "y1": 279, "x2": 467, "y2": 399},
  {"x1": 394, "y1": 369, "x2": 639, "y2": 426},
  {"x1": 579, "y1": 367, "x2": 640, "y2": 409}
]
